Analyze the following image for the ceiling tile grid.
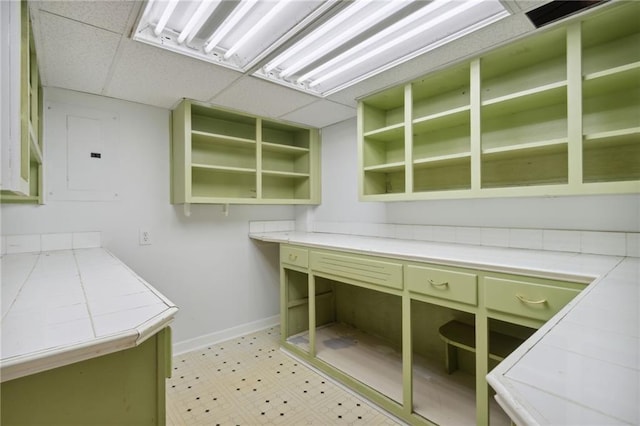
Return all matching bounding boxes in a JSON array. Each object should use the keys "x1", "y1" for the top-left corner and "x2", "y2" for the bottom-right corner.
[
  {"x1": 209, "y1": 76, "x2": 319, "y2": 120},
  {"x1": 33, "y1": 11, "x2": 122, "y2": 94},
  {"x1": 103, "y1": 38, "x2": 242, "y2": 109},
  {"x1": 279, "y1": 100, "x2": 356, "y2": 129},
  {"x1": 33, "y1": 0, "x2": 136, "y2": 34}
]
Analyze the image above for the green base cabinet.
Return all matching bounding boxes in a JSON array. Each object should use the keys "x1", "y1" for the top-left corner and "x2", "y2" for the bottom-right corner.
[
  {"x1": 279, "y1": 244, "x2": 587, "y2": 425},
  {"x1": 0, "y1": 328, "x2": 171, "y2": 426}
]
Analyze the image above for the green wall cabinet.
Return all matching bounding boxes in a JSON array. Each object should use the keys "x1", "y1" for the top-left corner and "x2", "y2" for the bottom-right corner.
[
  {"x1": 172, "y1": 100, "x2": 321, "y2": 205},
  {"x1": 358, "y1": 1, "x2": 639, "y2": 201},
  {"x1": 1, "y1": 0, "x2": 43, "y2": 204}
]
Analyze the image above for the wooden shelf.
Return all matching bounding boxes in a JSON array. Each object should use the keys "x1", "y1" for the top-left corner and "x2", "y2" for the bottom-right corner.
[
  {"x1": 584, "y1": 127, "x2": 640, "y2": 142},
  {"x1": 363, "y1": 123, "x2": 405, "y2": 142},
  {"x1": 173, "y1": 100, "x2": 320, "y2": 205},
  {"x1": 262, "y1": 170, "x2": 309, "y2": 178},
  {"x1": 481, "y1": 81, "x2": 567, "y2": 115},
  {"x1": 413, "y1": 105, "x2": 470, "y2": 133},
  {"x1": 584, "y1": 61, "x2": 640, "y2": 81},
  {"x1": 191, "y1": 163, "x2": 256, "y2": 174},
  {"x1": 583, "y1": 63, "x2": 640, "y2": 96},
  {"x1": 482, "y1": 138, "x2": 567, "y2": 158},
  {"x1": 191, "y1": 130, "x2": 255, "y2": 147},
  {"x1": 262, "y1": 141, "x2": 309, "y2": 154},
  {"x1": 413, "y1": 152, "x2": 471, "y2": 169},
  {"x1": 363, "y1": 162, "x2": 405, "y2": 173}
]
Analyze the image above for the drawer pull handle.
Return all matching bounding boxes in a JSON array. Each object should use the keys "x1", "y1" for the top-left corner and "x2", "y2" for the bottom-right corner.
[
  {"x1": 288, "y1": 254, "x2": 298, "y2": 261},
  {"x1": 429, "y1": 279, "x2": 449, "y2": 289},
  {"x1": 516, "y1": 294, "x2": 547, "y2": 305}
]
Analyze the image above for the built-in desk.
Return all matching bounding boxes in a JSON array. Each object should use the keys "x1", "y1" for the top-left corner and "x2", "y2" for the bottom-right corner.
[
  {"x1": 251, "y1": 231, "x2": 636, "y2": 425},
  {"x1": 1, "y1": 248, "x2": 178, "y2": 425}
]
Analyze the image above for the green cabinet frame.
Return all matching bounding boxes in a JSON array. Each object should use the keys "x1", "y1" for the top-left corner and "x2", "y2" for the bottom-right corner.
[
  {"x1": 1, "y1": 0, "x2": 43, "y2": 204},
  {"x1": 279, "y1": 244, "x2": 587, "y2": 425},
  {"x1": 358, "y1": 1, "x2": 640, "y2": 201},
  {"x1": 1, "y1": 328, "x2": 172, "y2": 425},
  {"x1": 172, "y1": 100, "x2": 321, "y2": 205}
]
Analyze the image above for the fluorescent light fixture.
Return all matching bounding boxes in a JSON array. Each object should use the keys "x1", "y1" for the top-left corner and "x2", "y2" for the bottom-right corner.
[
  {"x1": 223, "y1": 0, "x2": 289, "y2": 60},
  {"x1": 264, "y1": 0, "x2": 372, "y2": 74},
  {"x1": 154, "y1": 0, "x2": 179, "y2": 36},
  {"x1": 277, "y1": 0, "x2": 389, "y2": 78},
  {"x1": 306, "y1": 0, "x2": 484, "y2": 87},
  {"x1": 298, "y1": 0, "x2": 453, "y2": 84},
  {"x1": 133, "y1": 0, "x2": 511, "y2": 97},
  {"x1": 177, "y1": 0, "x2": 220, "y2": 44},
  {"x1": 204, "y1": 0, "x2": 258, "y2": 54}
]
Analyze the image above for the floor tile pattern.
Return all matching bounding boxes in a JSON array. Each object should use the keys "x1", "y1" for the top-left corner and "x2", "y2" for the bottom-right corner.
[{"x1": 167, "y1": 327, "x2": 403, "y2": 425}]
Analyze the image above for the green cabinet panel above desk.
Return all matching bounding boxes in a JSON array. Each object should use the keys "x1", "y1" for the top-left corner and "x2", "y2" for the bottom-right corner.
[
  {"x1": 358, "y1": 1, "x2": 640, "y2": 201},
  {"x1": 171, "y1": 100, "x2": 321, "y2": 205}
]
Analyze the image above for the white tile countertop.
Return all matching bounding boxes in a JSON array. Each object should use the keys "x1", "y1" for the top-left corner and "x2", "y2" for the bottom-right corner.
[
  {"x1": 250, "y1": 231, "x2": 638, "y2": 425},
  {"x1": 1, "y1": 248, "x2": 178, "y2": 382}
]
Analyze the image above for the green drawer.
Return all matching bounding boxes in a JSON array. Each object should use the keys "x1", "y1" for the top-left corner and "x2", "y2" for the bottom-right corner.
[
  {"x1": 281, "y1": 245, "x2": 309, "y2": 269},
  {"x1": 484, "y1": 277, "x2": 580, "y2": 322},
  {"x1": 407, "y1": 265, "x2": 477, "y2": 305},
  {"x1": 310, "y1": 251, "x2": 403, "y2": 290}
]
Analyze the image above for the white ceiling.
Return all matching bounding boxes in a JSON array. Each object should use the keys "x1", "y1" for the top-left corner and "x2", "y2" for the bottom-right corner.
[{"x1": 29, "y1": 0, "x2": 553, "y2": 128}]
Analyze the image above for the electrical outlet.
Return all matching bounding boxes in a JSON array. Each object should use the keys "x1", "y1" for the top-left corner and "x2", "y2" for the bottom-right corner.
[{"x1": 139, "y1": 229, "x2": 152, "y2": 245}]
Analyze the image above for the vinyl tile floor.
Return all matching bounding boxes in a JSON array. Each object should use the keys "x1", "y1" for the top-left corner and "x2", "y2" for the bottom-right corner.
[{"x1": 166, "y1": 326, "x2": 403, "y2": 425}]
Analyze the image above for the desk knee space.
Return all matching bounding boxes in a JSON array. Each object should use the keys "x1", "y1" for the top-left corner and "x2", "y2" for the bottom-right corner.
[{"x1": 438, "y1": 320, "x2": 525, "y2": 374}]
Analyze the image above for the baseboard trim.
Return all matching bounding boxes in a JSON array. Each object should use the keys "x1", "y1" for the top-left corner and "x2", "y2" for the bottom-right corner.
[{"x1": 172, "y1": 315, "x2": 280, "y2": 356}]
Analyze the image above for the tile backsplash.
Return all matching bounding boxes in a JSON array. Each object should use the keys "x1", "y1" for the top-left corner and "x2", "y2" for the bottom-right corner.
[
  {"x1": 249, "y1": 220, "x2": 639, "y2": 258},
  {"x1": 2, "y1": 232, "x2": 102, "y2": 255}
]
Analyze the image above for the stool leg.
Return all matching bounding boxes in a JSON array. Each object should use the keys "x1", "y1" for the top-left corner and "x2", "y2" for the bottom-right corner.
[{"x1": 445, "y1": 344, "x2": 458, "y2": 374}]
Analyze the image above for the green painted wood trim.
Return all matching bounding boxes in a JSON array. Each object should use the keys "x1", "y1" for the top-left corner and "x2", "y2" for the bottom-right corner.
[
  {"x1": 470, "y1": 59, "x2": 482, "y2": 191},
  {"x1": 309, "y1": 273, "x2": 317, "y2": 357},
  {"x1": 256, "y1": 117, "x2": 263, "y2": 199},
  {"x1": 404, "y1": 84, "x2": 413, "y2": 194},
  {"x1": 567, "y1": 22, "x2": 583, "y2": 188},
  {"x1": 19, "y1": 0, "x2": 29, "y2": 183},
  {"x1": 401, "y1": 292, "x2": 413, "y2": 418}
]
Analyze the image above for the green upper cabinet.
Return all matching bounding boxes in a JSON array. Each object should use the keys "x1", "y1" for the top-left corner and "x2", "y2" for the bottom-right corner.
[
  {"x1": 581, "y1": 2, "x2": 640, "y2": 184},
  {"x1": 1, "y1": 1, "x2": 43, "y2": 204},
  {"x1": 171, "y1": 100, "x2": 321, "y2": 205},
  {"x1": 358, "y1": 1, "x2": 640, "y2": 201}
]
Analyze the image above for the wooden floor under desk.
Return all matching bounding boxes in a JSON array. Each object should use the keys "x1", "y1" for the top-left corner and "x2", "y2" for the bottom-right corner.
[{"x1": 288, "y1": 323, "x2": 510, "y2": 426}]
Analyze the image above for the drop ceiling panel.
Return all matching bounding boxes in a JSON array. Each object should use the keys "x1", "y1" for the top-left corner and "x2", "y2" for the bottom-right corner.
[
  {"x1": 104, "y1": 39, "x2": 242, "y2": 109},
  {"x1": 210, "y1": 76, "x2": 318, "y2": 121},
  {"x1": 35, "y1": 12, "x2": 121, "y2": 94},
  {"x1": 33, "y1": 0, "x2": 136, "y2": 34},
  {"x1": 280, "y1": 100, "x2": 356, "y2": 129}
]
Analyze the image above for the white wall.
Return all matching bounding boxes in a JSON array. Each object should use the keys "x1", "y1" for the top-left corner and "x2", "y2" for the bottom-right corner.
[
  {"x1": 386, "y1": 195, "x2": 640, "y2": 232},
  {"x1": 306, "y1": 117, "x2": 386, "y2": 224},
  {"x1": 0, "y1": 88, "x2": 291, "y2": 346}
]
